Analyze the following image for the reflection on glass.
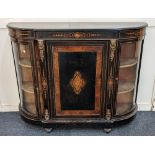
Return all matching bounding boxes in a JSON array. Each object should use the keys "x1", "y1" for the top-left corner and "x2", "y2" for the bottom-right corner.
[
  {"x1": 116, "y1": 41, "x2": 141, "y2": 115},
  {"x1": 12, "y1": 43, "x2": 37, "y2": 115}
]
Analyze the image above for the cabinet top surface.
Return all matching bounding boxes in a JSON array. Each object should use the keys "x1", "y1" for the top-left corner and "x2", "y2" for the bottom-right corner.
[{"x1": 7, "y1": 22, "x2": 147, "y2": 30}]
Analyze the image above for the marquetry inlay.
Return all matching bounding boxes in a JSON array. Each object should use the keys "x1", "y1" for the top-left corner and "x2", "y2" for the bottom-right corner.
[{"x1": 70, "y1": 71, "x2": 86, "y2": 95}]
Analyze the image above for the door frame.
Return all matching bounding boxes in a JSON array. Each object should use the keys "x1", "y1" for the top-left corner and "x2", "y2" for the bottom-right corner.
[{"x1": 46, "y1": 41, "x2": 109, "y2": 117}]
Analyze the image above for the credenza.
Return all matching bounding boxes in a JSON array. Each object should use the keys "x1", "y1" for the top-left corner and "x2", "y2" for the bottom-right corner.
[{"x1": 8, "y1": 22, "x2": 147, "y2": 132}]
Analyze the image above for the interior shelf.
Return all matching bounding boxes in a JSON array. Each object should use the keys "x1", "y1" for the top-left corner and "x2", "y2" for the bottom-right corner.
[
  {"x1": 19, "y1": 59, "x2": 32, "y2": 68},
  {"x1": 120, "y1": 58, "x2": 137, "y2": 68},
  {"x1": 118, "y1": 81, "x2": 135, "y2": 94},
  {"x1": 22, "y1": 82, "x2": 34, "y2": 94}
]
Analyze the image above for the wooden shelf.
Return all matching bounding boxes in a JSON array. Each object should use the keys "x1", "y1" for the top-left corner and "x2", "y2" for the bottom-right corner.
[
  {"x1": 120, "y1": 58, "x2": 137, "y2": 68},
  {"x1": 118, "y1": 81, "x2": 135, "y2": 94},
  {"x1": 22, "y1": 82, "x2": 34, "y2": 94},
  {"x1": 19, "y1": 59, "x2": 32, "y2": 68}
]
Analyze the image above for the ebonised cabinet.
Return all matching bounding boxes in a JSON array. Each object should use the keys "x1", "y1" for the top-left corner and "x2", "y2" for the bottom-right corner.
[{"x1": 8, "y1": 22, "x2": 147, "y2": 132}]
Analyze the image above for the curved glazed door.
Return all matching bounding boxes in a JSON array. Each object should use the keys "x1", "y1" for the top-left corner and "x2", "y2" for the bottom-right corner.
[
  {"x1": 11, "y1": 41, "x2": 38, "y2": 116},
  {"x1": 116, "y1": 39, "x2": 143, "y2": 115}
]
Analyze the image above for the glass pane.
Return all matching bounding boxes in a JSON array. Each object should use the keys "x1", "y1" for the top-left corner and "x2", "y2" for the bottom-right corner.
[
  {"x1": 12, "y1": 42, "x2": 23, "y2": 105},
  {"x1": 116, "y1": 41, "x2": 140, "y2": 115},
  {"x1": 12, "y1": 42, "x2": 37, "y2": 115},
  {"x1": 19, "y1": 44, "x2": 31, "y2": 59}
]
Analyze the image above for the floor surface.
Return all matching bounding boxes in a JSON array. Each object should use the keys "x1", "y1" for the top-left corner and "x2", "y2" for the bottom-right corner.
[{"x1": 0, "y1": 112, "x2": 155, "y2": 136}]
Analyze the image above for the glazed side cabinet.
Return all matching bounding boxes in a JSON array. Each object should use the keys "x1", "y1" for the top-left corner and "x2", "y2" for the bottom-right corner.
[{"x1": 7, "y1": 22, "x2": 147, "y2": 132}]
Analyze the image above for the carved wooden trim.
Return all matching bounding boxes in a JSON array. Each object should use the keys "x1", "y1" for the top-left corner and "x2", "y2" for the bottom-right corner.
[
  {"x1": 119, "y1": 28, "x2": 145, "y2": 38},
  {"x1": 106, "y1": 39, "x2": 117, "y2": 120},
  {"x1": 106, "y1": 109, "x2": 112, "y2": 120},
  {"x1": 110, "y1": 39, "x2": 117, "y2": 61},
  {"x1": 37, "y1": 40, "x2": 49, "y2": 120},
  {"x1": 8, "y1": 29, "x2": 34, "y2": 41},
  {"x1": 35, "y1": 31, "x2": 118, "y2": 40},
  {"x1": 38, "y1": 40, "x2": 45, "y2": 62},
  {"x1": 44, "y1": 109, "x2": 50, "y2": 120}
]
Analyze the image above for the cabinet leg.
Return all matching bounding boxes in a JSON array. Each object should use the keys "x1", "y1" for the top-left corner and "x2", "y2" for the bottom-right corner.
[
  {"x1": 104, "y1": 128, "x2": 112, "y2": 133},
  {"x1": 44, "y1": 128, "x2": 53, "y2": 133}
]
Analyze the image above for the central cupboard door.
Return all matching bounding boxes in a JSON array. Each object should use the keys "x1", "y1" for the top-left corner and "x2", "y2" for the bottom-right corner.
[{"x1": 47, "y1": 41, "x2": 108, "y2": 117}]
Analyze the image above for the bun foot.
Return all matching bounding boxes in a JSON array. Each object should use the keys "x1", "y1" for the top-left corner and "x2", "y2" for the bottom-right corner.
[
  {"x1": 104, "y1": 128, "x2": 112, "y2": 133},
  {"x1": 44, "y1": 128, "x2": 53, "y2": 133}
]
